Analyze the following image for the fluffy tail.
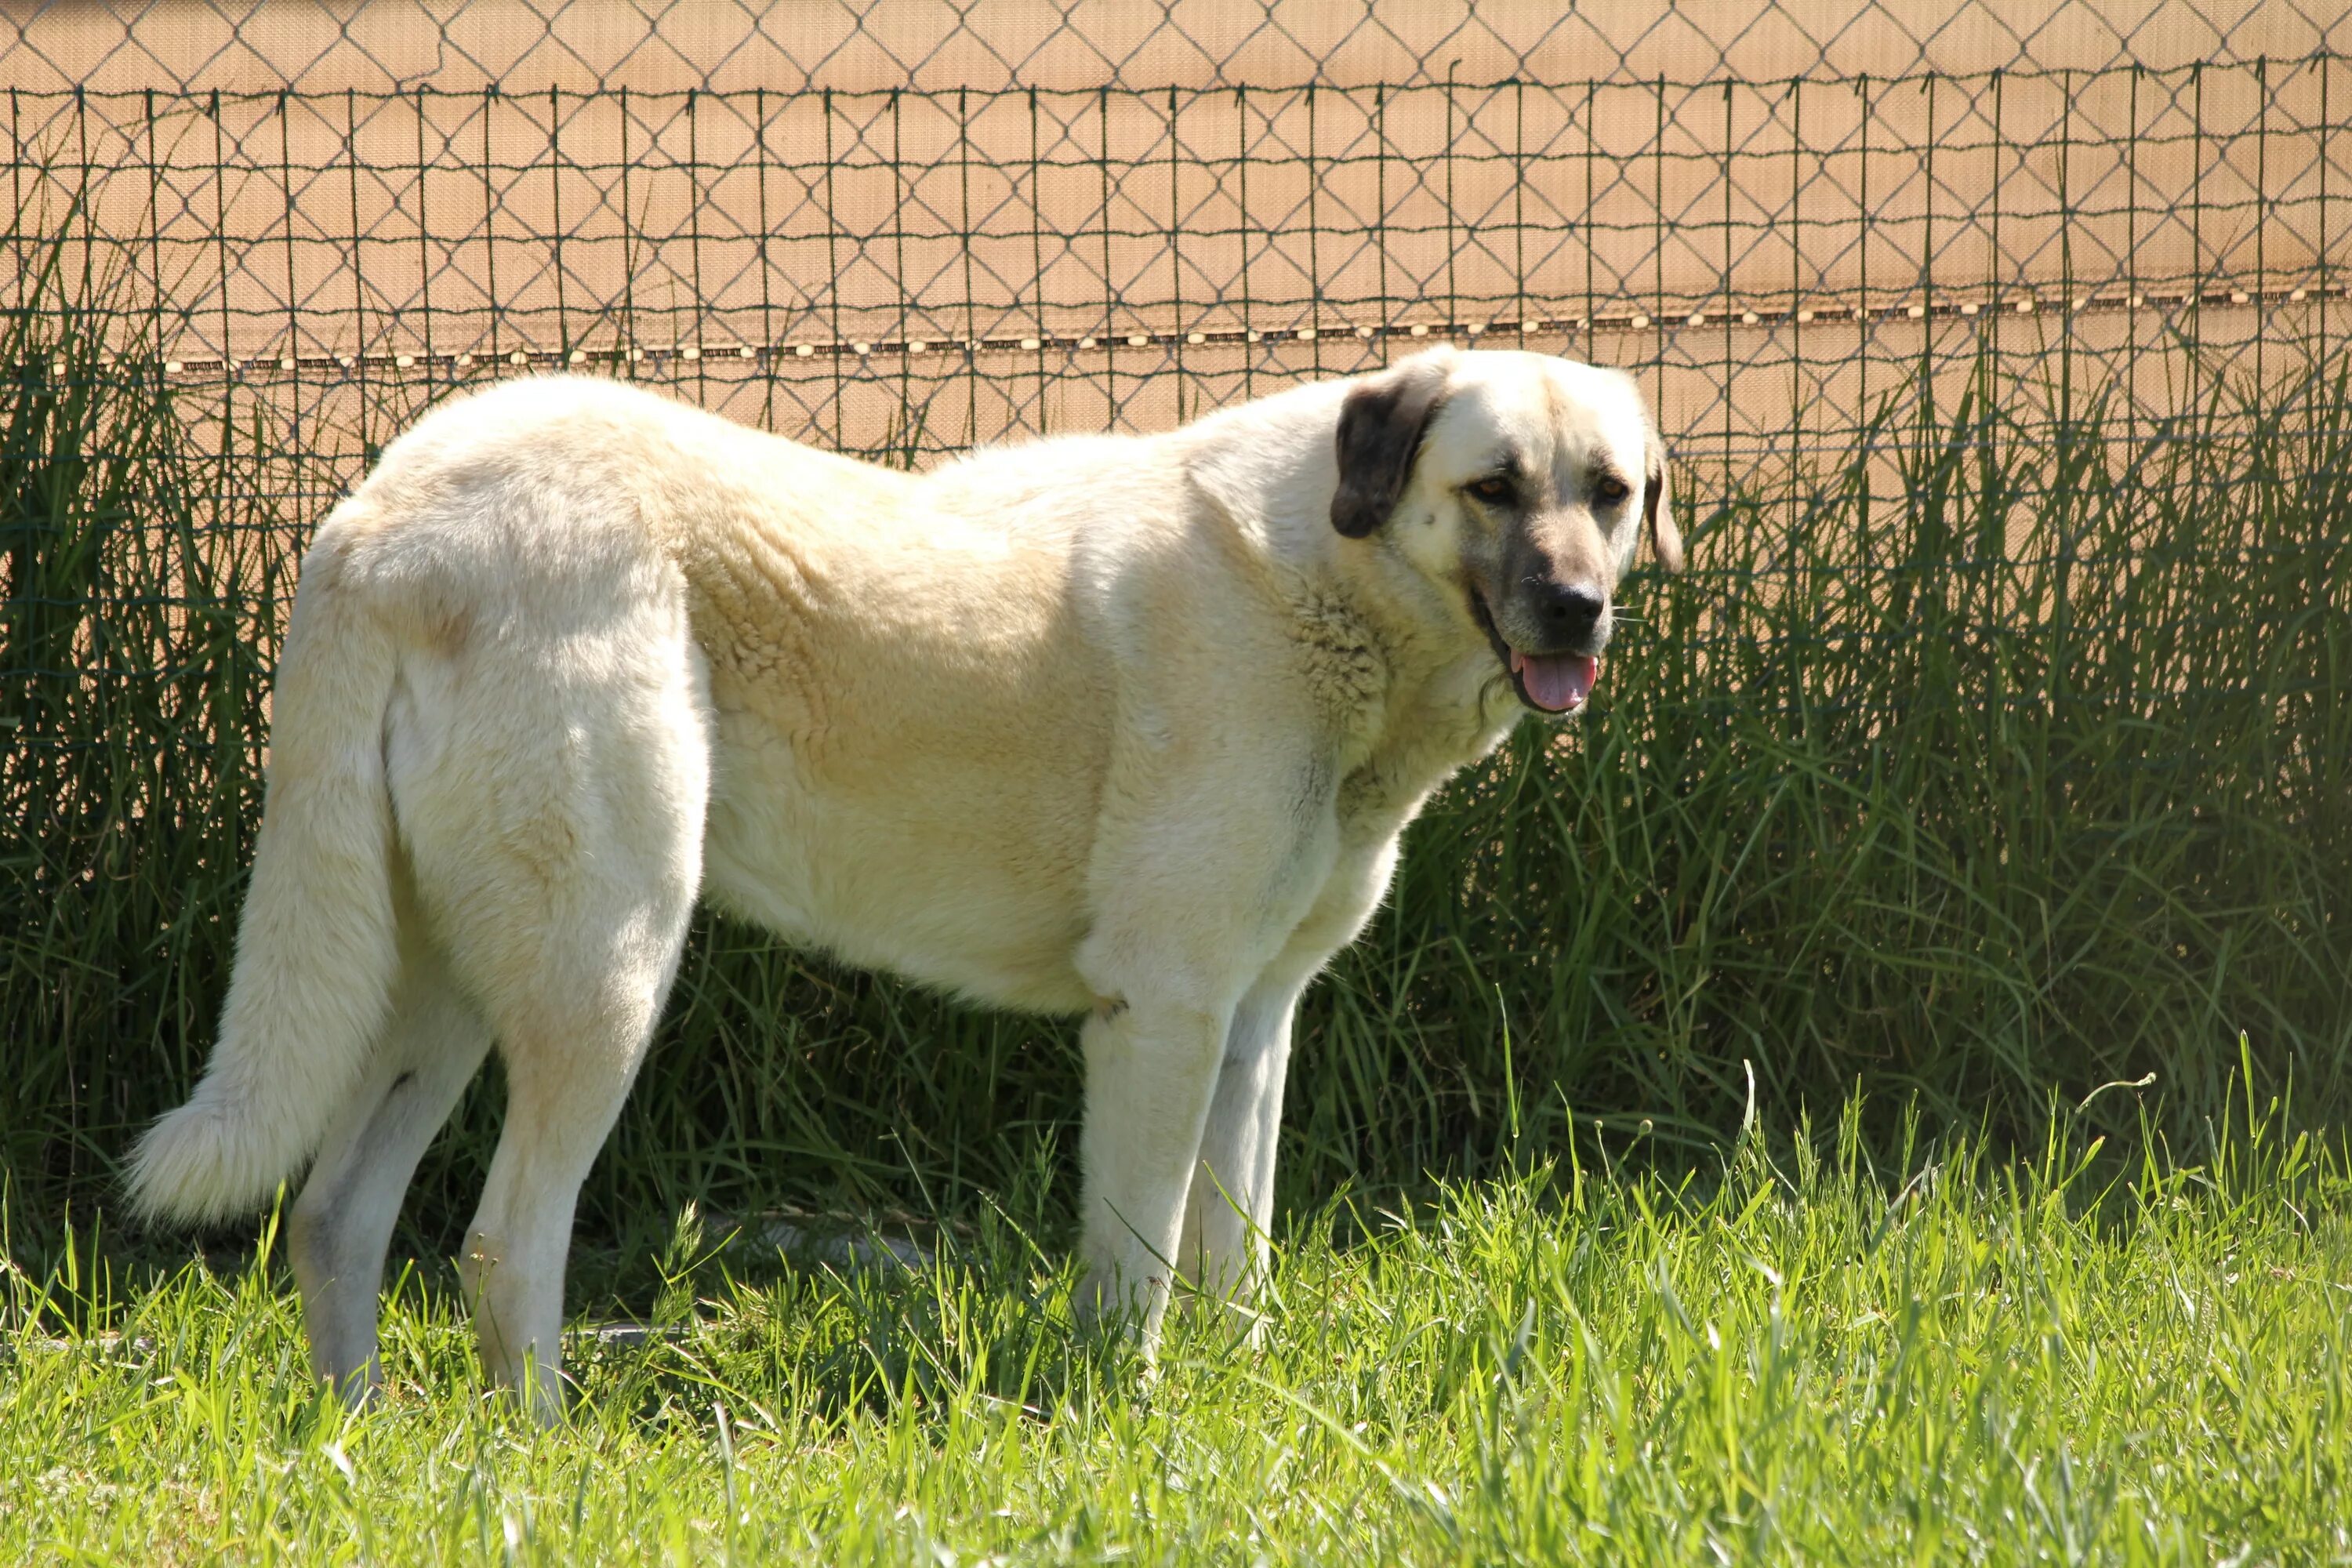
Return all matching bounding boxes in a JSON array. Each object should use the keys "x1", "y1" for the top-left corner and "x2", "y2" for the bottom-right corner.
[{"x1": 128, "y1": 528, "x2": 403, "y2": 1225}]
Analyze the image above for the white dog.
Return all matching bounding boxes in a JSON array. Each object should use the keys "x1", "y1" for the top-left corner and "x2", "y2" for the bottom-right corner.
[{"x1": 129, "y1": 346, "x2": 1682, "y2": 1415}]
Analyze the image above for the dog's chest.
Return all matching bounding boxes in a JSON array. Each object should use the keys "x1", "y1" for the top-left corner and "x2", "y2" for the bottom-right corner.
[{"x1": 1334, "y1": 676, "x2": 1512, "y2": 843}]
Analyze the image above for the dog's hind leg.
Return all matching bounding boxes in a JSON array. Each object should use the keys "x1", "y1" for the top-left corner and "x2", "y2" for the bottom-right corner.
[
  {"x1": 415, "y1": 640, "x2": 710, "y2": 1422},
  {"x1": 286, "y1": 943, "x2": 491, "y2": 1405},
  {"x1": 457, "y1": 965, "x2": 681, "y2": 1422}
]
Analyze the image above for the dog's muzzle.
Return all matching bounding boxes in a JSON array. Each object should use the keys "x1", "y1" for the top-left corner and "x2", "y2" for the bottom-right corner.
[{"x1": 1468, "y1": 588, "x2": 1602, "y2": 715}]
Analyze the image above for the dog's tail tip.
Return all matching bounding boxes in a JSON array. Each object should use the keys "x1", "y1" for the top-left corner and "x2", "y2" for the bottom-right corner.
[
  {"x1": 123, "y1": 1094, "x2": 294, "y2": 1229},
  {"x1": 129, "y1": 561, "x2": 406, "y2": 1233}
]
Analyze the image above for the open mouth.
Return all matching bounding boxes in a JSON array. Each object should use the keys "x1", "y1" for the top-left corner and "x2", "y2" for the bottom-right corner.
[{"x1": 1468, "y1": 589, "x2": 1599, "y2": 715}]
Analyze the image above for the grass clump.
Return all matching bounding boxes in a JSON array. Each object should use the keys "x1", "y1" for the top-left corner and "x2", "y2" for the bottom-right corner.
[
  {"x1": 5, "y1": 1087, "x2": 2347, "y2": 1563},
  {"x1": 1, "y1": 231, "x2": 287, "y2": 1218},
  {"x1": 2, "y1": 215, "x2": 2347, "y2": 1243}
]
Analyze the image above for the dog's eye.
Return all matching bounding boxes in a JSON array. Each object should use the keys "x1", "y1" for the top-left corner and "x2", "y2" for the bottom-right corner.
[
  {"x1": 1593, "y1": 476, "x2": 1632, "y2": 505},
  {"x1": 1465, "y1": 475, "x2": 1515, "y2": 505}
]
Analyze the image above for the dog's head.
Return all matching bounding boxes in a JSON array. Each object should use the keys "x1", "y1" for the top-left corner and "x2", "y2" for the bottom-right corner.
[{"x1": 1330, "y1": 346, "x2": 1682, "y2": 716}]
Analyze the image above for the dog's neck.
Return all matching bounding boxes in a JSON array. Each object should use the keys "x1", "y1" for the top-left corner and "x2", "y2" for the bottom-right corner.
[{"x1": 1178, "y1": 383, "x2": 1521, "y2": 787}]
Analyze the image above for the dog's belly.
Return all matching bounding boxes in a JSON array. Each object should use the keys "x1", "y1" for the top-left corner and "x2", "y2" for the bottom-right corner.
[{"x1": 698, "y1": 705, "x2": 1103, "y2": 1016}]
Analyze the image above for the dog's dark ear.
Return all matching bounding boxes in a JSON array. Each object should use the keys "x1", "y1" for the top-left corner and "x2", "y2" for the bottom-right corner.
[
  {"x1": 1642, "y1": 419, "x2": 1684, "y2": 572},
  {"x1": 1330, "y1": 352, "x2": 1453, "y2": 539}
]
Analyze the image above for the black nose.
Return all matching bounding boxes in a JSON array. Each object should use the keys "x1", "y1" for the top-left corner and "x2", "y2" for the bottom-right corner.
[{"x1": 1533, "y1": 581, "x2": 1606, "y2": 641}]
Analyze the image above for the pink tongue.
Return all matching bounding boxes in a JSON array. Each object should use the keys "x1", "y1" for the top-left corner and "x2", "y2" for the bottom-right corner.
[{"x1": 1512, "y1": 651, "x2": 1599, "y2": 712}]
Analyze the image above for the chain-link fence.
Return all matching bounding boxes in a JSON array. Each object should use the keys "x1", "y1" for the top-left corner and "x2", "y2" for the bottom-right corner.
[
  {"x1": 3, "y1": 2, "x2": 2342, "y2": 98},
  {"x1": 4, "y1": 0, "x2": 2348, "y2": 496}
]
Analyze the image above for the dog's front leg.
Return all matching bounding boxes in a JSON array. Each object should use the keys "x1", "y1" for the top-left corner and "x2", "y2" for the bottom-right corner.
[
  {"x1": 1075, "y1": 989, "x2": 1230, "y2": 1356},
  {"x1": 1069, "y1": 723, "x2": 1332, "y2": 1357},
  {"x1": 1177, "y1": 971, "x2": 1306, "y2": 1336}
]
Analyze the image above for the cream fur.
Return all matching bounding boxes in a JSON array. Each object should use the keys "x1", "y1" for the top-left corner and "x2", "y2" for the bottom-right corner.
[{"x1": 125, "y1": 347, "x2": 1675, "y2": 1417}]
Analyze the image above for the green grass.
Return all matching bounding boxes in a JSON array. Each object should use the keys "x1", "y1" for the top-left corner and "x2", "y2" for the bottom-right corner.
[{"x1": 6, "y1": 1084, "x2": 2347, "y2": 1564}]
